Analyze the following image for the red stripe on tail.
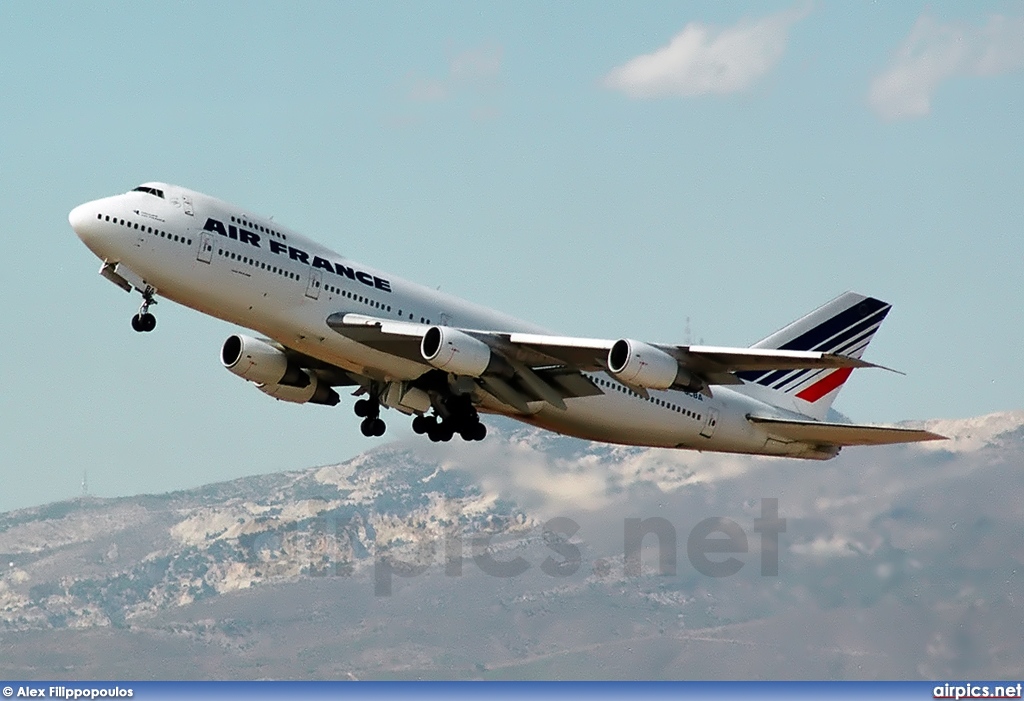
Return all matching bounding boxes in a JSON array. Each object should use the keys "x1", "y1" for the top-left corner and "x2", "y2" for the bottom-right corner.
[{"x1": 796, "y1": 367, "x2": 853, "y2": 403}]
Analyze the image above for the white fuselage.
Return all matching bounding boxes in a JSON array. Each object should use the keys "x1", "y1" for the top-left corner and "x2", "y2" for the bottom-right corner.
[{"x1": 70, "y1": 183, "x2": 833, "y2": 459}]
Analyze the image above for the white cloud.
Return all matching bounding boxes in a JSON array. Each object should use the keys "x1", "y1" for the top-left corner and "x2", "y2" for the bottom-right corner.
[
  {"x1": 408, "y1": 78, "x2": 448, "y2": 103},
  {"x1": 449, "y1": 45, "x2": 502, "y2": 87},
  {"x1": 414, "y1": 426, "x2": 768, "y2": 519},
  {"x1": 869, "y1": 14, "x2": 1024, "y2": 120},
  {"x1": 408, "y1": 44, "x2": 502, "y2": 103},
  {"x1": 603, "y1": 5, "x2": 810, "y2": 98}
]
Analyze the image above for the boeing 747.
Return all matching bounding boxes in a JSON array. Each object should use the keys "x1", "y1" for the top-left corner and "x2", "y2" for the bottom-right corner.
[{"x1": 69, "y1": 183, "x2": 943, "y2": 459}]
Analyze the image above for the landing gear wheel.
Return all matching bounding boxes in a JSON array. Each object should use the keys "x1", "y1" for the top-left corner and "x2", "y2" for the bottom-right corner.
[
  {"x1": 131, "y1": 313, "x2": 156, "y2": 333},
  {"x1": 429, "y1": 423, "x2": 454, "y2": 443},
  {"x1": 459, "y1": 421, "x2": 487, "y2": 442},
  {"x1": 412, "y1": 415, "x2": 434, "y2": 434},
  {"x1": 360, "y1": 417, "x2": 387, "y2": 437},
  {"x1": 471, "y1": 422, "x2": 487, "y2": 441},
  {"x1": 354, "y1": 399, "x2": 375, "y2": 418}
]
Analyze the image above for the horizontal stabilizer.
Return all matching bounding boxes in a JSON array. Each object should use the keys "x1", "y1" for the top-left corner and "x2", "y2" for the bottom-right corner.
[{"x1": 748, "y1": 416, "x2": 945, "y2": 446}]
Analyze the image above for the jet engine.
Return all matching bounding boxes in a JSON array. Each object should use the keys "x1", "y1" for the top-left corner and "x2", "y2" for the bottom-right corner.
[
  {"x1": 221, "y1": 334, "x2": 310, "y2": 387},
  {"x1": 221, "y1": 334, "x2": 340, "y2": 405},
  {"x1": 420, "y1": 326, "x2": 491, "y2": 377},
  {"x1": 607, "y1": 339, "x2": 701, "y2": 392}
]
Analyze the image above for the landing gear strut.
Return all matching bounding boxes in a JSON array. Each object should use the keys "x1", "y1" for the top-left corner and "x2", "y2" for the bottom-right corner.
[
  {"x1": 131, "y1": 288, "x2": 157, "y2": 333},
  {"x1": 354, "y1": 397, "x2": 386, "y2": 437}
]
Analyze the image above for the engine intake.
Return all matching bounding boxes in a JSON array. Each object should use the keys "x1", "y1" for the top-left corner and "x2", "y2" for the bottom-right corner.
[
  {"x1": 420, "y1": 326, "x2": 492, "y2": 377},
  {"x1": 608, "y1": 338, "x2": 702, "y2": 391},
  {"x1": 221, "y1": 334, "x2": 309, "y2": 387}
]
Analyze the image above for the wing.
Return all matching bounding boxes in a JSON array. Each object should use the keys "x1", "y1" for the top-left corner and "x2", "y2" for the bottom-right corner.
[
  {"x1": 324, "y1": 314, "x2": 427, "y2": 364},
  {"x1": 325, "y1": 313, "x2": 879, "y2": 412},
  {"x1": 508, "y1": 335, "x2": 880, "y2": 384},
  {"x1": 748, "y1": 416, "x2": 945, "y2": 446},
  {"x1": 325, "y1": 313, "x2": 603, "y2": 412}
]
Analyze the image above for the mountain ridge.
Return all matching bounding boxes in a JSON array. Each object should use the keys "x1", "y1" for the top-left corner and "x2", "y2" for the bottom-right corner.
[{"x1": 1, "y1": 410, "x2": 1022, "y2": 679}]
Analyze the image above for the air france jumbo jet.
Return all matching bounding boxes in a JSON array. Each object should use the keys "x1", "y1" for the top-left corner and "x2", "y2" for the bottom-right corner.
[{"x1": 69, "y1": 183, "x2": 943, "y2": 459}]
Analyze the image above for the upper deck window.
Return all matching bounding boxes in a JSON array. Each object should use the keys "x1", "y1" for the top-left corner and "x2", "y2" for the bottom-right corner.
[
  {"x1": 132, "y1": 186, "x2": 165, "y2": 199},
  {"x1": 230, "y1": 214, "x2": 287, "y2": 240}
]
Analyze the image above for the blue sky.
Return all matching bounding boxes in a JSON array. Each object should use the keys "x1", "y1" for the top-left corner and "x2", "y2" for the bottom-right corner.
[{"x1": 1, "y1": 1, "x2": 1022, "y2": 512}]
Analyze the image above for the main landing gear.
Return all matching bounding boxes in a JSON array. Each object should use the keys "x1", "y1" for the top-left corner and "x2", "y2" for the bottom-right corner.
[
  {"x1": 352, "y1": 377, "x2": 487, "y2": 443},
  {"x1": 130, "y1": 288, "x2": 157, "y2": 333},
  {"x1": 354, "y1": 397, "x2": 386, "y2": 437},
  {"x1": 410, "y1": 405, "x2": 487, "y2": 443}
]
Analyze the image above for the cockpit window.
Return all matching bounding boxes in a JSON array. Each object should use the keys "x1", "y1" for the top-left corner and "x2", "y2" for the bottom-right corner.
[{"x1": 132, "y1": 186, "x2": 165, "y2": 199}]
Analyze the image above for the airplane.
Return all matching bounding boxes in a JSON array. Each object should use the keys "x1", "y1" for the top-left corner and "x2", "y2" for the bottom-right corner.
[{"x1": 69, "y1": 182, "x2": 944, "y2": 460}]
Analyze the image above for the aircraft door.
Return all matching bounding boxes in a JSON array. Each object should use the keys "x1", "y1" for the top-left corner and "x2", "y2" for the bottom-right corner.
[
  {"x1": 305, "y1": 268, "x2": 322, "y2": 300},
  {"x1": 700, "y1": 408, "x2": 720, "y2": 439},
  {"x1": 197, "y1": 232, "x2": 214, "y2": 263}
]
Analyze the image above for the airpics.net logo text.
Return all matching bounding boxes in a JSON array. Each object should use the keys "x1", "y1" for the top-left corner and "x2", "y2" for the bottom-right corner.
[
  {"x1": 934, "y1": 683, "x2": 1023, "y2": 699},
  {"x1": 241, "y1": 498, "x2": 787, "y2": 596}
]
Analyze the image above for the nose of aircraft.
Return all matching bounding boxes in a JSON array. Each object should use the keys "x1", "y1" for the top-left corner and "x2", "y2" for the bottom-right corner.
[
  {"x1": 69, "y1": 202, "x2": 94, "y2": 240},
  {"x1": 69, "y1": 201, "x2": 108, "y2": 252}
]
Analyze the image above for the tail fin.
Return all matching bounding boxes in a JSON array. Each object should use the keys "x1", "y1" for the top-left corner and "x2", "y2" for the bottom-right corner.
[{"x1": 736, "y1": 292, "x2": 892, "y2": 421}]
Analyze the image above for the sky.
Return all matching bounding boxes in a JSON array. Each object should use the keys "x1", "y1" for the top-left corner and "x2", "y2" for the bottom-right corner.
[{"x1": 1, "y1": 1, "x2": 1022, "y2": 513}]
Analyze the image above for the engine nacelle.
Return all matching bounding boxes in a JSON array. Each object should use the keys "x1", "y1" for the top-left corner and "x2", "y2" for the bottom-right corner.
[
  {"x1": 420, "y1": 326, "x2": 491, "y2": 377},
  {"x1": 257, "y1": 375, "x2": 340, "y2": 406},
  {"x1": 608, "y1": 339, "x2": 688, "y2": 390},
  {"x1": 221, "y1": 334, "x2": 309, "y2": 388}
]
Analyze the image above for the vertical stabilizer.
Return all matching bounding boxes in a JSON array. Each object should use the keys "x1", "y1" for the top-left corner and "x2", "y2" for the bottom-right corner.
[{"x1": 735, "y1": 292, "x2": 891, "y2": 421}]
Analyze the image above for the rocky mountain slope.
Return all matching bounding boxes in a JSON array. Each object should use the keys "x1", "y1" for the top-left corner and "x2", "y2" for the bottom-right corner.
[{"x1": 1, "y1": 412, "x2": 1022, "y2": 679}]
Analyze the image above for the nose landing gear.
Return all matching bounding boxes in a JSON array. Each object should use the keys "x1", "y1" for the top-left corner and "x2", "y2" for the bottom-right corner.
[{"x1": 131, "y1": 288, "x2": 157, "y2": 333}]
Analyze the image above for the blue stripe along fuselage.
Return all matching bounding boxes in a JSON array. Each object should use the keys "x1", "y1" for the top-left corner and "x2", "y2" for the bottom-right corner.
[{"x1": 202, "y1": 217, "x2": 392, "y2": 292}]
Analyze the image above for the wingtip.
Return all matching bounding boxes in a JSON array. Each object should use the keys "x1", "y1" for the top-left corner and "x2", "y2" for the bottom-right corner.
[{"x1": 855, "y1": 357, "x2": 906, "y2": 376}]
